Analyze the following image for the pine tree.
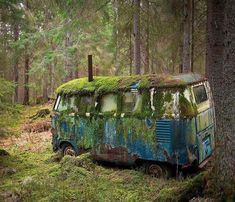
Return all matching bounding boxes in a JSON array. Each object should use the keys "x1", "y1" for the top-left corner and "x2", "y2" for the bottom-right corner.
[
  {"x1": 206, "y1": 0, "x2": 235, "y2": 198},
  {"x1": 133, "y1": 0, "x2": 141, "y2": 75}
]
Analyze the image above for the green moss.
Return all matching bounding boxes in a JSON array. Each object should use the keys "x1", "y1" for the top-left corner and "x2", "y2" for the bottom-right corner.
[
  {"x1": 157, "y1": 172, "x2": 207, "y2": 201},
  {"x1": 179, "y1": 93, "x2": 197, "y2": 118},
  {"x1": 153, "y1": 91, "x2": 165, "y2": 119},
  {"x1": 56, "y1": 74, "x2": 192, "y2": 96},
  {"x1": 164, "y1": 92, "x2": 172, "y2": 103}
]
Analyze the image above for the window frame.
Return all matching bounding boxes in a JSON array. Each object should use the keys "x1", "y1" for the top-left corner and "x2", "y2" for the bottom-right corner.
[
  {"x1": 77, "y1": 94, "x2": 95, "y2": 114},
  {"x1": 55, "y1": 95, "x2": 78, "y2": 113},
  {"x1": 192, "y1": 83, "x2": 210, "y2": 113},
  {"x1": 121, "y1": 90, "x2": 142, "y2": 113},
  {"x1": 192, "y1": 84, "x2": 208, "y2": 105},
  {"x1": 54, "y1": 95, "x2": 61, "y2": 111},
  {"x1": 99, "y1": 93, "x2": 118, "y2": 113},
  {"x1": 151, "y1": 87, "x2": 179, "y2": 118}
]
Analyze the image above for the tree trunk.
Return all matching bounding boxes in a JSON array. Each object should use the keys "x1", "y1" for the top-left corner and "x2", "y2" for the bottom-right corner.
[
  {"x1": 23, "y1": 53, "x2": 29, "y2": 105},
  {"x1": 23, "y1": 0, "x2": 30, "y2": 105},
  {"x1": 206, "y1": 0, "x2": 225, "y2": 145},
  {"x1": 142, "y1": 0, "x2": 150, "y2": 74},
  {"x1": 13, "y1": 24, "x2": 19, "y2": 103},
  {"x1": 114, "y1": 0, "x2": 120, "y2": 76},
  {"x1": 42, "y1": 73, "x2": 48, "y2": 103},
  {"x1": 64, "y1": 32, "x2": 73, "y2": 82},
  {"x1": 133, "y1": 0, "x2": 141, "y2": 75},
  {"x1": 206, "y1": 0, "x2": 235, "y2": 197},
  {"x1": 221, "y1": 0, "x2": 235, "y2": 195},
  {"x1": 182, "y1": 0, "x2": 194, "y2": 73},
  {"x1": 129, "y1": 26, "x2": 133, "y2": 75}
]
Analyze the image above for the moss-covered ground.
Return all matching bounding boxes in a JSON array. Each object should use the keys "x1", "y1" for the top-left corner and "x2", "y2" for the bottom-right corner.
[
  {"x1": 0, "y1": 104, "x2": 209, "y2": 202},
  {"x1": 0, "y1": 147, "x2": 209, "y2": 201}
]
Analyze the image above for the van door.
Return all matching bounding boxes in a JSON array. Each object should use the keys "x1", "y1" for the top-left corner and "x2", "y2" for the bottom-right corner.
[
  {"x1": 56, "y1": 96, "x2": 77, "y2": 144},
  {"x1": 74, "y1": 95, "x2": 95, "y2": 150},
  {"x1": 192, "y1": 83, "x2": 214, "y2": 163}
]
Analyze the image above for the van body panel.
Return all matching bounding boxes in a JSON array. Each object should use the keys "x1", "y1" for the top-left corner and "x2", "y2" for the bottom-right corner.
[{"x1": 93, "y1": 118, "x2": 198, "y2": 166}]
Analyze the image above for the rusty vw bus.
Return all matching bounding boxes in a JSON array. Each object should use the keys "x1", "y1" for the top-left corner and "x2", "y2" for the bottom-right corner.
[{"x1": 51, "y1": 73, "x2": 215, "y2": 176}]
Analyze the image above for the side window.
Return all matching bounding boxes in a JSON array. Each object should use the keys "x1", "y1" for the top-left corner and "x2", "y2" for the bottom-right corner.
[
  {"x1": 122, "y1": 92, "x2": 142, "y2": 112},
  {"x1": 193, "y1": 84, "x2": 208, "y2": 104},
  {"x1": 78, "y1": 95, "x2": 94, "y2": 113},
  {"x1": 57, "y1": 96, "x2": 78, "y2": 112},
  {"x1": 152, "y1": 89, "x2": 178, "y2": 118},
  {"x1": 100, "y1": 94, "x2": 117, "y2": 113}
]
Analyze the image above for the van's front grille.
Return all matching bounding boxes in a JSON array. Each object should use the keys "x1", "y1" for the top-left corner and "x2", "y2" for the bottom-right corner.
[{"x1": 156, "y1": 120, "x2": 172, "y2": 144}]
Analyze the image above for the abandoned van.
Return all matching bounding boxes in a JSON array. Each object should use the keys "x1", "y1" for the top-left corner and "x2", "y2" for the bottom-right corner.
[{"x1": 51, "y1": 73, "x2": 215, "y2": 176}]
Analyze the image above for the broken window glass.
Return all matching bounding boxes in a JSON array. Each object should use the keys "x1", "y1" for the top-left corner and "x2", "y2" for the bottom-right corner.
[
  {"x1": 78, "y1": 95, "x2": 94, "y2": 113},
  {"x1": 152, "y1": 89, "x2": 178, "y2": 118},
  {"x1": 122, "y1": 92, "x2": 142, "y2": 112},
  {"x1": 100, "y1": 94, "x2": 117, "y2": 112},
  {"x1": 57, "y1": 96, "x2": 78, "y2": 112}
]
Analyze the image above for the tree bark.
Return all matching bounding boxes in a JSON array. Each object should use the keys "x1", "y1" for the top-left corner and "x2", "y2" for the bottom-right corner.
[
  {"x1": 206, "y1": 0, "x2": 235, "y2": 197},
  {"x1": 221, "y1": 0, "x2": 235, "y2": 195},
  {"x1": 23, "y1": 0, "x2": 30, "y2": 105},
  {"x1": 133, "y1": 0, "x2": 141, "y2": 75},
  {"x1": 142, "y1": 0, "x2": 150, "y2": 74},
  {"x1": 182, "y1": 0, "x2": 194, "y2": 73},
  {"x1": 206, "y1": 0, "x2": 225, "y2": 144},
  {"x1": 42, "y1": 73, "x2": 48, "y2": 103},
  {"x1": 129, "y1": 26, "x2": 133, "y2": 75},
  {"x1": 23, "y1": 53, "x2": 30, "y2": 105},
  {"x1": 13, "y1": 23, "x2": 19, "y2": 103},
  {"x1": 114, "y1": 0, "x2": 120, "y2": 76},
  {"x1": 64, "y1": 32, "x2": 73, "y2": 82}
]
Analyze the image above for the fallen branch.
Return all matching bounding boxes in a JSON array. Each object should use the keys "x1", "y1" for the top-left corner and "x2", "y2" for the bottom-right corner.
[{"x1": 29, "y1": 109, "x2": 50, "y2": 120}]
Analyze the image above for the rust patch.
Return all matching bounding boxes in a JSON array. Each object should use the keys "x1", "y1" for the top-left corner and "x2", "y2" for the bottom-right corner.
[
  {"x1": 163, "y1": 150, "x2": 177, "y2": 164},
  {"x1": 92, "y1": 144, "x2": 139, "y2": 163}
]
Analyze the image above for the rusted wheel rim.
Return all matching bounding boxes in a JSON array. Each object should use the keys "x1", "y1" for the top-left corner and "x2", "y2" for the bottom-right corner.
[
  {"x1": 63, "y1": 146, "x2": 76, "y2": 156},
  {"x1": 148, "y1": 164, "x2": 164, "y2": 178}
]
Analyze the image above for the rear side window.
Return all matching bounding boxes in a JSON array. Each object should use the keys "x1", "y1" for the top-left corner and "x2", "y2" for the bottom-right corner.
[
  {"x1": 193, "y1": 85, "x2": 208, "y2": 104},
  {"x1": 100, "y1": 94, "x2": 117, "y2": 112},
  {"x1": 152, "y1": 89, "x2": 178, "y2": 117},
  {"x1": 122, "y1": 92, "x2": 141, "y2": 112},
  {"x1": 78, "y1": 95, "x2": 94, "y2": 113}
]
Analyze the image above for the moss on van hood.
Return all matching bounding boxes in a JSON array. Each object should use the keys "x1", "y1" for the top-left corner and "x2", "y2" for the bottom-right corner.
[{"x1": 56, "y1": 73, "x2": 205, "y2": 95}]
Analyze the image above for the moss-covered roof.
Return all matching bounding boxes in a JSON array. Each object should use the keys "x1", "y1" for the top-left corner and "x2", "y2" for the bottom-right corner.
[{"x1": 56, "y1": 73, "x2": 205, "y2": 95}]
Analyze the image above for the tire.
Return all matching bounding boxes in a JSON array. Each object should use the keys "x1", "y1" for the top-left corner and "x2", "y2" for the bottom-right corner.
[
  {"x1": 61, "y1": 144, "x2": 76, "y2": 157},
  {"x1": 145, "y1": 162, "x2": 172, "y2": 178}
]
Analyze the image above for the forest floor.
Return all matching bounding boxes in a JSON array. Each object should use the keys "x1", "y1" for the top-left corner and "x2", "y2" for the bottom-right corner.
[{"x1": 0, "y1": 104, "x2": 214, "y2": 202}]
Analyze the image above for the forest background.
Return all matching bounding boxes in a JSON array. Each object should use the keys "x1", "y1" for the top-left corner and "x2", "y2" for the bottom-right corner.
[
  {"x1": 0, "y1": 0, "x2": 234, "y2": 200},
  {"x1": 0, "y1": 0, "x2": 206, "y2": 104}
]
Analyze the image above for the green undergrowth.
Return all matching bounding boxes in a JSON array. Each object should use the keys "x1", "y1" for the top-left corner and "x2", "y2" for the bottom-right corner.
[
  {"x1": 156, "y1": 172, "x2": 207, "y2": 201},
  {"x1": 0, "y1": 144, "x2": 207, "y2": 201},
  {"x1": 0, "y1": 104, "x2": 23, "y2": 137},
  {"x1": 0, "y1": 103, "x2": 52, "y2": 138}
]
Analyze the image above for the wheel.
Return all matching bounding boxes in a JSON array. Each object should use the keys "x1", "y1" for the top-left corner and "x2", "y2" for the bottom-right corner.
[
  {"x1": 145, "y1": 163, "x2": 172, "y2": 178},
  {"x1": 62, "y1": 144, "x2": 76, "y2": 156}
]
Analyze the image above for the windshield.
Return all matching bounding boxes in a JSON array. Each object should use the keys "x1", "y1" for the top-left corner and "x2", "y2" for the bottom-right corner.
[{"x1": 54, "y1": 95, "x2": 78, "y2": 112}]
